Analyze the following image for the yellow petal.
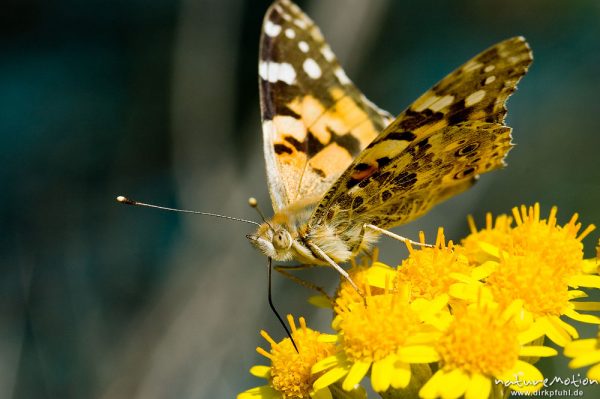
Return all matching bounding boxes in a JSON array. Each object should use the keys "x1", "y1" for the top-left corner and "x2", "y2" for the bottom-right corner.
[
  {"x1": 308, "y1": 295, "x2": 333, "y2": 309},
  {"x1": 310, "y1": 387, "x2": 332, "y2": 399},
  {"x1": 398, "y1": 345, "x2": 440, "y2": 363},
  {"x1": 568, "y1": 350, "x2": 600, "y2": 368},
  {"x1": 370, "y1": 357, "x2": 393, "y2": 392},
  {"x1": 342, "y1": 360, "x2": 371, "y2": 391},
  {"x1": 582, "y1": 259, "x2": 599, "y2": 274},
  {"x1": 478, "y1": 242, "x2": 501, "y2": 258},
  {"x1": 390, "y1": 360, "x2": 411, "y2": 389},
  {"x1": 471, "y1": 261, "x2": 497, "y2": 280},
  {"x1": 330, "y1": 384, "x2": 368, "y2": 399},
  {"x1": 249, "y1": 365, "x2": 270, "y2": 378},
  {"x1": 588, "y1": 363, "x2": 600, "y2": 381},
  {"x1": 313, "y1": 366, "x2": 349, "y2": 391},
  {"x1": 568, "y1": 290, "x2": 588, "y2": 299},
  {"x1": 317, "y1": 334, "x2": 339, "y2": 343},
  {"x1": 496, "y1": 360, "x2": 544, "y2": 393},
  {"x1": 439, "y1": 368, "x2": 469, "y2": 399},
  {"x1": 413, "y1": 294, "x2": 449, "y2": 321},
  {"x1": 465, "y1": 372, "x2": 491, "y2": 399},
  {"x1": 571, "y1": 301, "x2": 600, "y2": 311},
  {"x1": 569, "y1": 274, "x2": 600, "y2": 288},
  {"x1": 448, "y1": 272, "x2": 475, "y2": 284},
  {"x1": 538, "y1": 317, "x2": 571, "y2": 346},
  {"x1": 519, "y1": 346, "x2": 557, "y2": 358},
  {"x1": 448, "y1": 281, "x2": 485, "y2": 302},
  {"x1": 237, "y1": 385, "x2": 280, "y2": 399},
  {"x1": 367, "y1": 262, "x2": 396, "y2": 288},
  {"x1": 553, "y1": 316, "x2": 579, "y2": 339},
  {"x1": 564, "y1": 339, "x2": 598, "y2": 357},
  {"x1": 502, "y1": 299, "x2": 524, "y2": 322},
  {"x1": 312, "y1": 354, "x2": 342, "y2": 374},
  {"x1": 419, "y1": 370, "x2": 445, "y2": 399},
  {"x1": 517, "y1": 322, "x2": 545, "y2": 345},
  {"x1": 564, "y1": 308, "x2": 600, "y2": 324}
]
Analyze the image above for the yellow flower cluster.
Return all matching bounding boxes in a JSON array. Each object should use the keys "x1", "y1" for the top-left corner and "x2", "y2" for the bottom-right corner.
[{"x1": 238, "y1": 204, "x2": 599, "y2": 399}]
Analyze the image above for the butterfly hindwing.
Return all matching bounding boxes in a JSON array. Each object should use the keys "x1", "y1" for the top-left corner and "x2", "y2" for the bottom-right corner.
[
  {"x1": 259, "y1": 0, "x2": 392, "y2": 212},
  {"x1": 310, "y1": 37, "x2": 533, "y2": 241}
]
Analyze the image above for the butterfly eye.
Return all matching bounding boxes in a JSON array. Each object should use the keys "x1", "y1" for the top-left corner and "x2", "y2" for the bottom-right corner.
[{"x1": 272, "y1": 229, "x2": 292, "y2": 250}]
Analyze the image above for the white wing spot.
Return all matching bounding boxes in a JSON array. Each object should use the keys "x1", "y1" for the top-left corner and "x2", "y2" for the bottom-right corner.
[
  {"x1": 321, "y1": 45, "x2": 335, "y2": 62},
  {"x1": 484, "y1": 65, "x2": 495, "y2": 73},
  {"x1": 259, "y1": 61, "x2": 268, "y2": 80},
  {"x1": 429, "y1": 95, "x2": 455, "y2": 112},
  {"x1": 484, "y1": 75, "x2": 496, "y2": 85},
  {"x1": 334, "y1": 67, "x2": 351, "y2": 85},
  {"x1": 285, "y1": 28, "x2": 295, "y2": 39},
  {"x1": 276, "y1": 62, "x2": 297, "y2": 84},
  {"x1": 508, "y1": 56, "x2": 520, "y2": 64},
  {"x1": 264, "y1": 20, "x2": 282, "y2": 37},
  {"x1": 465, "y1": 90, "x2": 486, "y2": 107},
  {"x1": 303, "y1": 58, "x2": 322, "y2": 79},
  {"x1": 464, "y1": 61, "x2": 483, "y2": 72},
  {"x1": 294, "y1": 18, "x2": 308, "y2": 29},
  {"x1": 298, "y1": 41, "x2": 309, "y2": 53},
  {"x1": 260, "y1": 61, "x2": 296, "y2": 84}
]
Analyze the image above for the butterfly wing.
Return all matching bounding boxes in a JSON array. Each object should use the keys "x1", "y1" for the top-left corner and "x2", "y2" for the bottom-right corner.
[
  {"x1": 310, "y1": 37, "x2": 533, "y2": 246},
  {"x1": 259, "y1": 0, "x2": 393, "y2": 212}
]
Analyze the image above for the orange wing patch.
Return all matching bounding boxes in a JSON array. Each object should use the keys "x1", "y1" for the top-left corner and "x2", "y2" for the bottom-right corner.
[{"x1": 259, "y1": 0, "x2": 392, "y2": 211}]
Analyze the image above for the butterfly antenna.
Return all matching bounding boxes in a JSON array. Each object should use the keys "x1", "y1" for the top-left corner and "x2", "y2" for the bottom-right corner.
[
  {"x1": 248, "y1": 197, "x2": 273, "y2": 229},
  {"x1": 116, "y1": 196, "x2": 261, "y2": 226},
  {"x1": 267, "y1": 257, "x2": 298, "y2": 353}
]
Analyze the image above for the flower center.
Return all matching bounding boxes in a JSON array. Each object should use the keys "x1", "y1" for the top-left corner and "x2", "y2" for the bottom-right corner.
[
  {"x1": 437, "y1": 306, "x2": 519, "y2": 376},
  {"x1": 487, "y1": 254, "x2": 569, "y2": 317},
  {"x1": 510, "y1": 208, "x2": 586, "y2": 277},
  {"x1": 397, "y1": 243, "x2": 471, "y2": 299},
  {"x1": 265, "y1": 318, "x2": 335, "y2": 398},
  {"x1": 337, "y1": 294, "x2": 419, "y2": 363}
]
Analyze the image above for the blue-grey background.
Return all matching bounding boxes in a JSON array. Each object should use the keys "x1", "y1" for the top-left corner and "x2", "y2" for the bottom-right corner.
[{"x1": 2, "y1": 0, "x2": 599, "y2": 398}]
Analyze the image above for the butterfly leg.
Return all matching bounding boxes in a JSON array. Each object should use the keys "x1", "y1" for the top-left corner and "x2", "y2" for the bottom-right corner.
[
  {"x1": 274, "y1": 264, "x2": 333, "y2": 303},
  {"x1": 363, "y1": 224, "x2": 434, "y2": 248},
  {"x1": 306, "y1": 242, "x2": 363, "y2": 296}
]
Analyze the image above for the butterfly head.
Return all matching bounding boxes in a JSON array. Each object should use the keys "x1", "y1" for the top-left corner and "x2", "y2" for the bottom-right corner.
[{"x1": 247, "y1": 221, "x2": 294, "y2": 261}]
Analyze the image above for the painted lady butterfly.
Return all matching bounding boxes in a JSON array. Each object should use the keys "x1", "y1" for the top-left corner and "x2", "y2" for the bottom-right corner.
[{"x1": 247, "y1": 0, "x2": 532, "y2": 292}]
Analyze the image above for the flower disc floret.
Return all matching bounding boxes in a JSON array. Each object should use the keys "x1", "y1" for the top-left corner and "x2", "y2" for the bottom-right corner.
[
  {"x1": 398, "y1": 231, "x2": 471, "y2": 300},
  {"x1": 337, "y1": 294, "x2": 419, "y2": 363},
  {"x1": 437, "y1": 305, "x2": 519, "y2": 376}
]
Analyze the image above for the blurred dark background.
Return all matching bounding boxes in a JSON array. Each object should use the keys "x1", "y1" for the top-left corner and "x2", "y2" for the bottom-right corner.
[{"x1": 1, "y1": 0, "x2": 599, "y2": 398}]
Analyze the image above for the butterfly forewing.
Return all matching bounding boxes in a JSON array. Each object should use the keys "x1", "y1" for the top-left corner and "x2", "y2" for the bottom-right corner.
[
  {"x1": 310, "y1": 37, "x2": 533, "y2": 240},
  {"x1": 259, "y1": 0, "x2": 393, "y2": 212}
]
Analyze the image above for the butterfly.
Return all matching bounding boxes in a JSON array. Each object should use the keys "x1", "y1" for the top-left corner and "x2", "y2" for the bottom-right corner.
[{"x1": 247, "y1": 0, "x2": 532, "y2": 292}]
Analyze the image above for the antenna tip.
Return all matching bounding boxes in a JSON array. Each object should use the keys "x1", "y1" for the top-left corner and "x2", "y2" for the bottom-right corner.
[
  {"x1": 248, "y1": 197, "x2": 258, "y2": 207},
  {"x1": 116, "y1": 196, "x2": 135, "y2": 205}
]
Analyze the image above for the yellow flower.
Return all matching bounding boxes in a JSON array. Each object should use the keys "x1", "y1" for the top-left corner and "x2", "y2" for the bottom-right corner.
[
  {"x1": 565, "y1": 329, "x2": 600, "y2": 381},
  {"x1": 396, "y1": 228, "x2": 472, "y2": 300},
  {"x1": 313, "y1": 287, "x2": 446, "y2": 393},
  {"x1": 464, "y1": 203, "x2": 596, "y2": 279},
  {"x1": 241, "y1": 204, "x2": 599, "y2": 398},
  {"x1": 332, "y1": 251, "x2": 388, "y2": 314},
  {"x1": 420, "y1": 301, "x2": 557, "y2": 399},
  {"x1": 509, "y1": 204, "x2": 595, "y2": 278},
  {"x1": 461, "y1": 204, "x2": 600, "y2": 346},
  {"x1": 463, "y1": 213, "x2": 513, "y2": 264},
  {"x1": 238, "y1": 315, "x2": 339, "y2": 399}
]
